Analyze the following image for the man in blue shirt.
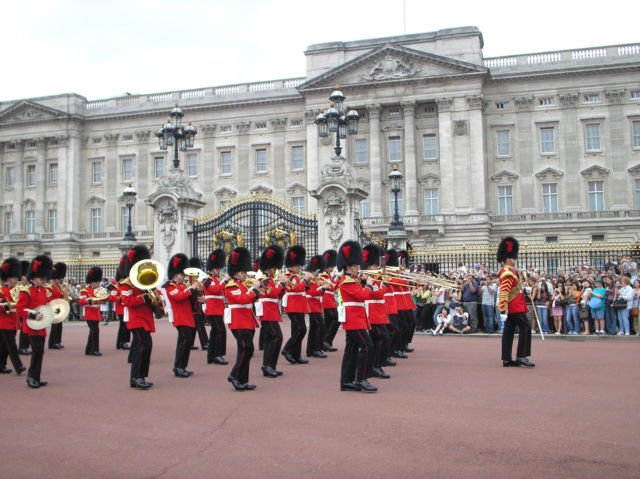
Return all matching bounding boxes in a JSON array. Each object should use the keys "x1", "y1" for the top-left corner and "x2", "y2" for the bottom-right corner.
[{"x1": 461, "y1": 274, "x2": 479, "y2": 332}]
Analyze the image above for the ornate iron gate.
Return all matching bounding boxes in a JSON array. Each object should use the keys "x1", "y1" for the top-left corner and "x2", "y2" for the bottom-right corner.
[{"x1": 192, "y1": 195, "x2": 318, "y2": 262}]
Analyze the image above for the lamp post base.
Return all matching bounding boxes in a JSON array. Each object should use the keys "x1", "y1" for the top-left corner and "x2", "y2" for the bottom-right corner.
[{"x1": 386, "y1": 225, "x2": 408, "y2": 250}]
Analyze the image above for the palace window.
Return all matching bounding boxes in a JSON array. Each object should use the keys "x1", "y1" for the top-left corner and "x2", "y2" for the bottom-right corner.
[
  {"x1": 154, "y1": 157, "x2": 165, "y2": 179},
  {"x1": 632, "y1": 121, "x2": 640, "y2": 148},
  {"x1": 542, "y1": 183, "x2": 558, "y2": 213},
  {"x1": 91, "y1": 161, "x2": 103, "y2": 184},
  {"x1": 90, "y1": 208, "x2": 102, "y2": 233},
  {"x1": 388, "y1": 136, "x2": 402, "y2": 162},
  {"x1": 631, "y1": 91, "x2": 640, "y2": 100},
  {"x1": 121, "y1": 206, "x2": 130, "y2": 232},
  {"x1": 422, "y1": 134, "x2": 438, "y2": 160},
  {"x1": 26, "y1": 165, "x2": 36, "y2": 187},
  {"x1": 584, "y1": 94, "x2": 600, "y2": 103},
  {"x1": 423, "y1": 188, "x2": 440, "y2": 216},
  {"x1": 47, "y1": 209, "x2": 57, "y2": 233},
  {"x1": 354, "y1": 139, "x2": 368, "y2": 165},
  {"x1": 635, "y1": 179, "x2": 640, "y2": 209},
  {"x1": 359, "y1": 198, "x2": 370, "y2": 218},
  {"x1": 5, "y1": 212, "x2": 13, "y2": 234},
  {"x1": 291, "y1": 196, "x2": 305, "y2": 213},
  {"x1": 5, "y1": 166, "x2": 15, "y2": 189},
  {"x1": 495, "y1": 101, "x2": 511, "y2": 110},
  {"x1": 585, "y1": 123, "x2": 601, "y2": 151},
  {"x1": 187, "y1": 153, "x2": 198, "y2": 177},
  {"x1": 219, "y1": 151, "x2": 232, "y2": 176},
  {"x1": 498, "y1": 185, "x2": 513, "y2": 215},
  {"x1": 538, "y1": 97, "x2": 555, "y2": 106},
  {"x1": 255, "y1": 149, "x2": 267, "y2": 174},
  {"x1": 588, "y1": 181, "x2": 605, "y2": 211},
  {"x1": 540, "y1": 127, "x2": 556, "y2": 155},
  {"x1": 24, "y1": 211, "x2": 35, "y2": 234},
  {"x1": 48, "y1": 163, "x2": 58, "y2": 187},
  {"x1": 291, "y1": 146, "x2": 304, "y2": 171},
  {"x1": 121, "y1": 158, "x2": 134, "y2": 182},
  {"x1": 496, "y1": 130, "x2": 511, "y2": 157}
]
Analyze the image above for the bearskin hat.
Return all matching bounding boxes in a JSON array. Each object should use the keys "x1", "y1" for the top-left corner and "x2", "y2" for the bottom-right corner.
[
  {"x1": 227, "y1": 247, "x2": 252, "y2": 277},
  {"x1": 322, "y1": 249, "x2": 337, "y2": 269},
  {"x1": 361, "y1": 244, "x2": 382, "y2": 270},
  {"x1": 168, "y1": 253, "x2": 189, "y2": 279},
  {"x1": 206, "y1": 249, "x2": 226, "y2": 271},
  {"x1": 398, "y1": 250, "x2": 410, "y2": 268},
  {"x1": 306, "y1": 255, "x2": 326, "y2": 273},
  {"x1": 115, "y1": 255, "x2": 127, "y2": 281},
  {"x1": 285, "y1": 245, "x2": 306, "y2": 268},
  {"x1": 125, "y1": 244, "x2": 151, "y2": 277},
  {"x1": 337, "y1": 240, "x2": 363, "y2": 272},
  {"x1": 0, "y1": 257, "x2": 21, "y2": 282},
  {"x1": 260, "y1": 244, "x2": 284, "y2": 272},
  {"x1": 27, "y1": 255, "x2": 53, "y2": 281},
  {"x1": 497, "y1": 236, "x2": 519, "y2": 263},
  {"x1": 51, "y1": 262, "x2": 67, "y2": 280},
  {"x1": 20, "y1": 260, "x2": 30, "y2": 278},
  {"x1": 189, "y1": 256, "x2": 203, "y2": 270},
  {"x1": 384, "y1": 249, "x2": 399, "y2": 267},
  {"x1": 86, "y1": 266, "x2": 103, "y2": 284}
]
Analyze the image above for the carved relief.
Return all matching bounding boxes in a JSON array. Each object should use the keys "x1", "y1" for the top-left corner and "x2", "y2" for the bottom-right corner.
[
  {"x1": 605, "y1": 90, "x2": 625, "y2": 104},
  {"x1": 580, "y1": 165, "x2": 610, "y2": 179},
  {"x1": 362, "y1": 55, "x2": 420, "y2": 81},
  {"x1": 270, "y1": 118, "x2": 287, "y2": 130},
  {"x1": 10, "y1": 108, "x2": 49, "y2": 122},
  {"x1": 454, "y1": 120, "x2": 467, "y2": 136},
  {"x1": 305, "y1": 109, "x2": 319, "y2": 125},
  {"x1": 559, "y1": 93, "x2": 579, "y2": 106},
  {"x1": 436, "y1": 97, "x2": 453, "y2": 112},
  {"x1": 514, "y1": 96, "x2": 533, "y2": 111},
  {"x1": 466, "y1": 95, "x2": 484, "y2": 110},
  {"x1": 365, "y1": 104, "x2": 381, "y2": 120},
  {"x1": 200, "y1": 124, "x2": 216, "y2": 136},
  {"x1": 157, "y1": 199, "x2": 178, "y2": 254},
  {"x1": 322, "y1": 192, "x2": 347, "y2": 248},
  {"x1": 104, "y1": 133, "x2": 119, "y2": 145},
  {"x1": 235, "y1": 121, "x2": 251, "y2": 134},
  {"x1": 135, "y1": 130, "x2": 151, "y2": 142}
]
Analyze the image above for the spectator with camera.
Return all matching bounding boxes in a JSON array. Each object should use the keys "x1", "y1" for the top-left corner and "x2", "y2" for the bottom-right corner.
[
  {"x1": 615, "y1": 276, "x2": 634, "y2": 335},
  {"x1": 480, "y1": 276, "x2": 497, "y2": 333},
  {"x1": 461, "y1": 274, "x2": 479, "y2": 331},
  {"x1": 447, "y1": 306, "x2": 471, "y2": 334},
  {"x1": 532, "y1": 276, "x2": 551, "y2": 334}
]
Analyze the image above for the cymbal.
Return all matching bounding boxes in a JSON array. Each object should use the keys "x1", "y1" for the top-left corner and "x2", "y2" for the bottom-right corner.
[
  {"x1": 26, "y1": 305, "x2": 54, "y2": 330},
  {"x1": 50, "y1": 299, "x2": 70, "y2": 324}
]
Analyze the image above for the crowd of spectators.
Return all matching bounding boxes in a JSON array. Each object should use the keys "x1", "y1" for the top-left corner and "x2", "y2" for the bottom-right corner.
[{"x1": 411, "y1": 256, "x2": 640, "y2": 337}]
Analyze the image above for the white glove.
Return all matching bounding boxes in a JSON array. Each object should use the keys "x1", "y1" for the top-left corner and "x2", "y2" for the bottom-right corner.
[{"x1": 500, "y1": 313, "x2": 508, "y2": 322}]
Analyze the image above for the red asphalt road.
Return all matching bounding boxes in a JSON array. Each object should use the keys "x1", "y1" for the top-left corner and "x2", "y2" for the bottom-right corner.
[{"x1": 1, "y1": 321, "x2": 639, "y2": 479}]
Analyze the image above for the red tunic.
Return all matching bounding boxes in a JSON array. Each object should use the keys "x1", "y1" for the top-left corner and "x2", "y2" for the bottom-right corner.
[
  {"x1": 164, "y1": 282, "x2": 195, "y2": 328},
  {"x1": 257, "y1": 277, "x2": 283, "y2": 322},
  {"x1": 283, "y1": 272, "x2": 309, "y2": 314},
  {"x1": 120, "y1": 282, "x2": 156, "y2": 333},
  {"x1": 224, "y1": 280, "x2": 258, "y2": 330},
  {"x1": 203, "y1": 276, "x2": 225, "y2": 316},
  {"x1": 17, "y1": 284, "x2": 52, "y2": 337},
  {"x1": 384, "y1": 281, "x2": 398, "y2": 315},
  {"x1": 498, "y1": 266, "x2": 527, "y2": 314},
  {"x1": 393, "y1": 278, "x2": 414, "y2": 311},
  {"x1": 320, "y1": 272, "x2": 337, "y2": 309},
  {"x1": 306, "y1": 280, "x2": 324, "y2": 314},
  {"x1": 49, "y1": 284, "x2": 64, "y2": 300},
  {"x1": 0, "y1": 285, "x2": 19, "y2": 330},
  {"x1": 338, "y1": 275, "x2": 373, "y2": 331},
  {"x1": 366, "y1": 280, "x2": 389, "y2": 325},
  {"x1": 78, "y1": 287, "x2": 103, "y2": 321},
  {"x1": 108, "y1": 282, "x2": 124, "y2": 316}
]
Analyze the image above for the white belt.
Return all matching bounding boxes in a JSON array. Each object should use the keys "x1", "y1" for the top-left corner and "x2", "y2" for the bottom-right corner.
[
  {"x1": 286, "y1": 292, "x2": 306, "y2": 296},
  {"x1": 343, "y1": 302, "x2": 365, "y2": 308},
  {"x1": 306, "y1": 295, "x2": 321, "y2": 301},
  {"x1": 384, "y1": 293, "x2": 394, "y2": 297},
  {"x1": 394, "y1": 291, "x2": 411, "y2": 296},
  {"x1": 259, "y1": 298, "x2": 279, "y2": 304},
  {"x1": 365, "y1": 300, "x2": 386, "y2": 305},
  {"x1": 205, "y1": 295, "x2": 224, "y2": 300},
  {"x1": 228, "y1": 304, "x2": 253, "y2": 310}
]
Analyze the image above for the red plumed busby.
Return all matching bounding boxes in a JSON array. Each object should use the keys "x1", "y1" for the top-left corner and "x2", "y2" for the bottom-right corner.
[
  {"x1": 168, "y1": 253, "x2": 189, "y2": 279},
  {"x1": 337, "y1": 240, "x2": 363, "y2": 272},
  {"x1": 285, "y1": 245, "x2": 306, "y2": 268},
  {"x1": 322, "y1": 249, "x2": 337, "y2": 269},
  {"x1": 86, "y1": 266, "x2": 103, "y2": 284},
  {"x1": 27, "y1": 255, "x2": 53, "y2": 281},
  {"x1": 361, "y1": 244, "x2": 382, "y2": 269},
  {"x1": 189, "y1": 256, "x2": 203, "y2": 270},
  {"x1": 252, "y1": 258, "x2": 260, "y2": 273},
  {"x1": 306, "y1": 255, "x2": 326, "y2": 273},
  {"x1": 398, "y1": 250, "x2": 410, "y2": 268},
  {"x1": 206, "y1": 249, "x2": 226, "y2": 271},
  {"x1": 227, "y1": 247, "x2": 252, "y2": 277},
  {"x1": 0, "y1": 257, "x2": 21, "y2": 281},
  {"x1": 384, "y1": 249, "x2": 399, "y2": 267},
  {"x1": 115, "y1": 255, "x2": 127, "y2": 281},
  {"x1": 260, "y1": 244, "x2": 284, "y2": 272},
  {"x1": 125, "y1": 244, "x2": 151, "y2": 277},
  {"x1": 497, "y1": 236, "x2": 519, "y2": 263},
  {"x1": 51, "y1": 262, "x2": 67, "y2": 280}
]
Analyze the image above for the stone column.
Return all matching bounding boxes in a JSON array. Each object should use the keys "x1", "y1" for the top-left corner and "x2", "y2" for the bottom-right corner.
[
  {"x1": 304, "y1": 110, "x2": 319, "y2": 212},
  {"x1": 64, "y1": 134, "x2": 82, "y2": 233},
  {"x1": 366, "y1": 104, "x2": 382, "y2": 216},
  {"x1": 401, "y1": 101, "x2": 418, "y2": 216},
  {"x1": 436, "y1": 97, "x2": 454, "y2": 214},
  {"x1": 35, "y1": 137, "x2": 47, "y2": 232},
  {"x1": 514, "y1": 97, "x2": 534, "y2": 212},
  {"x1": 135, "y1": 130, "x2": 151, "y2": 229},
  {"x1": 605, "y1": 89, "x2": 627, "y2": 209},
  {"x1": 104, "y1": 133, "x2": 119, "y2": 230},
  {"x1": 559, "y1": 93, "x2": 580, "y2": 210},
  {"x1": 466, "y1": 95, "x2": 487, "y2": 213},
  {"x1": 13, "y1": 140, "x2": 25, "y2": 233}
]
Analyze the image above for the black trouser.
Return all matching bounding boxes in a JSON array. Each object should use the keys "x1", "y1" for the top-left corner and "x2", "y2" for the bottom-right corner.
[
  {"x1": 48, "y1": 323, "x2": 63, "y2": 348},
  {"x1": 85, "y1": 320, "x2": 100, "y2": 354},
  {"x1": 206, "y1": 315, "x2": 226, "y2": 360},
  {"x1": 230, "y1": 329, "x2": 254, "y2": 384},
  {"x1": 116, "y1": 314, "x2": 131, "y2": 348},
  {"x1": 387, "y1": 314, "x2": 402, "y2": 353},
  {"x1": 323, "y1": 308, "x2": 339, "y2": 346},
  {"x1": 258, "y1": 325, "x2": 266, "y2": 351},
  {"x1": 27, "y1": 335, "x2": 45, "y2": 381},
  {"x1": 19, "y1": 330, "x2": 29, "y2": 350},
  {"x1": 130, "y1": 328, "x2": 152, "y2": 380},
  {"x1": 194, "y1": 312, "x2": 209, "y2": 348},
  {"x1": 401, "y1": 309, "x2": 416, "y2": 347},
  {"x1": 0, "y1": 330, "x2": 23, "y2": 370},
  {"x1": 340, "y1": 329, "x2": 373, "y2": 384},
  {"x1": 306, "y1": 312, "x2": 324, "y2": 356},
  {"x1": 261, "y1": 321, "x2": 283, "y2": 369},
  {"x1": 284, "y1": 312, "x2": 307, "y2": 360},
  {"x1": 420, "y1": 304, "x2": 435, "y2": 330},
  {"x1": 128, "y1": 329, "x2": 138, "y2": 364},
  {"x1": 370, "y1": 324, "x2": 391, "y2": 369},
  {"x1": 174, "y1": 326, "x2": 195, "y2": 369},
  {"x1": 501, "y1": 312, "x2": 532, "y2": 361}
]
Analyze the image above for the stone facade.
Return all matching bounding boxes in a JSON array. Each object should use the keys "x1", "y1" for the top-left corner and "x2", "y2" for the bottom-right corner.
[{"x1": 1, "y1": 26, "x2": 639, "y2": 260}]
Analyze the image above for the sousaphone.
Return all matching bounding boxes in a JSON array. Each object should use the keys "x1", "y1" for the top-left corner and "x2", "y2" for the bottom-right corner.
[
  {"x1": 26, "y1": 305, "x2": 54, "y2": 330},
  {"x1": 50, "y1": 298, "x2": 71, "y2": 324}
]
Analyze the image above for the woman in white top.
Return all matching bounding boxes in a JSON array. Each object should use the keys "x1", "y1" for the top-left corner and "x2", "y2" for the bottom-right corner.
[
  {"x1": 616, "y1": 276, "x2": 634, "y2": 335},
  {"x1": 632, "y1": 279, "x2": 640, "y2": 336}
]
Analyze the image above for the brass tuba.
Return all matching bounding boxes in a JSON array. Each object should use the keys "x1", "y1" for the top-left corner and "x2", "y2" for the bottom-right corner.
[{"x1": 129, "y1": 259, "x2": 166, "y2": 319}]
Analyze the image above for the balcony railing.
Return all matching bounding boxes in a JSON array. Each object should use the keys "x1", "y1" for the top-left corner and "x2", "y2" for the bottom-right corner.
[
  {"x1": 490, "y1": 210, "x2": 640, "y2": 223},
  {"x1": 2, "y1": 231, "x2": 153, "y2": 241},
  {"x1": 360, "y1": 215, "x2": 444, "y2": 228}
]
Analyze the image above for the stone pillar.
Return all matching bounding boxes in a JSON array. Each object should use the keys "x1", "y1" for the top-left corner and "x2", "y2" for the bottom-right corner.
[
  {"x1": 305, "y1": 110, "x2": 319, "y2": 213},
  {"x1": 309, "y1": 156, "x2": 367, "y2": 251},
  {"x1": 64, "y1": 134, "x2": 82, "y2": 233},
  {"x1": 401, "y1": 101, "x2": 418, "y2": 216},
  {"x1": 35, "y1": 137, "x2": 47, "y2": 232},
  {"x1": 514, "y1": 96, "x2": 534, "y2": 212},
  {"x1": 466, "y1": 95, "x2": 487, "y2": 213},
  {"x1": 605, "y1": 90, "x2": 627, "y2": 209},
  {"x1": 367, "y1": 104, "x2": 383, "y2": 216},
  {"x1": 559, "y1": 93, "x2": 580, "y2": 210},
  {"x1": 437, "y1": 97, "x2": 454, "y2": 214},
  {"x1": 146, "y1": 172, "x2": 205, "y2": 273},
  {"x1": 104, "y1": 133, "x2": 119, "y2": 230}
]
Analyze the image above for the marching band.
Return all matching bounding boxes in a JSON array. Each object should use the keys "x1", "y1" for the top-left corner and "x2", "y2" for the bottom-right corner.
[{"x1": 0, "y1": 239, "x2": 444, "y2": 393}]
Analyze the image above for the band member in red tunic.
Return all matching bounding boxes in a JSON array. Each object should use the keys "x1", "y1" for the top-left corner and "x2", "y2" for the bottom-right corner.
[
  {"x1": 361, "y1": 244, "x2": 391, "y2": 379},
  {"x1": 257, "y1": 244, "x2": 286, "y2": 377},
  {"x1": 110, "y1": 256, "x2": 130, "y2": 351},
  {"x1": 188, "y1": 256, "x2": 209, "y2": 351},
  {"x1": 225, "y1": 247, "x2": 261, "y2": 391},
  {"x1": 18, "y1": 260, "x2": 31, "y2": 356},
  {"x1": 17, "y1": 255, "x2": 54, "y2": 388},
  {"x1": 79, "y1": 267, "x2": 106, "y2": 356},
  {"x1": 121, "y1": 245, "x2": 156, "y2": 390},
  {"x1": 305, "y1": 255, "x2": 328, "y2": 359},
  {"x1": 397, "y1": 249, "x2": 416, "y2": 353},
  {"x1": 498, "y1": 237, "x2": 535, "y2": 368},
  {"x1": 281, "y1": 245, "x2": 310, "y2": 365},
  {"x1": 204, "y1": 249, "x2": 228, "y2": 365},
  {"x1": 320, "y1": 249, "x2": 339, "y2": 352},
  {"x1": 0, "y1": 258, "x2": 26, "y2": 375},
  {"x1": 337, "y1": 240, "x2": 378, "y2": 393},
  {"x1": 384, "y1": 249, "x2": 406, "y2": 360},
  {"x1": 47, "y1": 262, "x2": 68, "y2": 350},
  {"x1": 163, "y1": 253, "x2": 200, "y2": 378}
]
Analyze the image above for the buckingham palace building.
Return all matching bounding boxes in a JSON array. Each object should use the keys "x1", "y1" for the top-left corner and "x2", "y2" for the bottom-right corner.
[{"x1": 1, "y1": 26, "x2": 640, "y2": 261}]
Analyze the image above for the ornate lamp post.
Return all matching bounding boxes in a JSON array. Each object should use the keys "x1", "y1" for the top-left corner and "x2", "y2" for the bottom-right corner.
[
  {"x1": 314, "y1": 89, "x2": 360, "y2": 157},
  {"x1": 388, "y1": 164, "x2": 404, "y2": 231},
  {"x1": 122, "y1": 184, "x2": 137, "y2": 241},
  {"x1": 155, "y1": 105, "x2": 198, "y2": 170}
]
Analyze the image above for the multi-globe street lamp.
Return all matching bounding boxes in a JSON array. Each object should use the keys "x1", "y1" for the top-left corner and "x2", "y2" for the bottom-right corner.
[
  {"x1": 314, "y1": 90, "x2": 360, "y2": 157},
  {"x1": 155, "y1": 105, "x2": 198, "y2": 170}
]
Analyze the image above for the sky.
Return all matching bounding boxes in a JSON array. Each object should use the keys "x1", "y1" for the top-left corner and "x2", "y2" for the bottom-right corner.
[{"x1": 1, "y1": 0, "x2": 637, "y2": 101}]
